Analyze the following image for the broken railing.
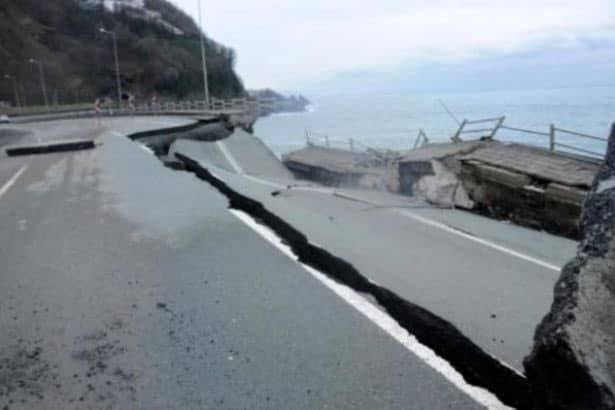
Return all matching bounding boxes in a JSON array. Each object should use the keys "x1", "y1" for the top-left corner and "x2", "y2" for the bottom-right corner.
[
  {"x1": 451, "y1": 116, "x2": 506, "y2": 142},
  {"x1": 451, "y1": 116, "x2": 608, "y2": 159},
  {"x1": 304, "y1": 129, "x2": 391, "y2": 154},
  {"x1": 412, "y1": 129, "x2": 430, "y2": 149},
  {"x1": 547, "y1": 125, "x2": 608, "y2": 158},
  {"x1": 305, "y1": 130, "x2": 359, "y2": 151},
  {"x1": 304, "y1": 115, "x2": 608, "y2": 161}
]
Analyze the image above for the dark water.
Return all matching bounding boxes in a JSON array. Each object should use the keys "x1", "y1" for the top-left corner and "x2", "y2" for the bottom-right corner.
[{"x1": 254, "y1": 86, "x2": 615, "y2": 157}]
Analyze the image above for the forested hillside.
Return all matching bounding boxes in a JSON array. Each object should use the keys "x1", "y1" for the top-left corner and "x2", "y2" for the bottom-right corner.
[{"x1": 0, "y1": 0, "x2": 245, "y2": 107}]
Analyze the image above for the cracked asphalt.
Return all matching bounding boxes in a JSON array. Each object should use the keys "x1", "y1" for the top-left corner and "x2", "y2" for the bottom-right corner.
[
  {"x1": 172, "y1": 130, "x2": 576, "y2": 372},
  {"x1": 0, "y1": 118, "x2": 482, "y2": 409}
]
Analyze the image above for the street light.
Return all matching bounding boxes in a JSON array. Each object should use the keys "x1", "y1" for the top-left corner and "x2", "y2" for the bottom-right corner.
[
  {"x1": 28, "y1": 58, "x2": 49, "y2": 109},
  {"x1": 3, "y1": 74, "x2": 22, "y2": 114},
  {"x1": 197, "y1": 0, "x2": 210, "y2": 107},
  {"x1": 99, "y1": 27, "x2": 123, "y2": 109}
]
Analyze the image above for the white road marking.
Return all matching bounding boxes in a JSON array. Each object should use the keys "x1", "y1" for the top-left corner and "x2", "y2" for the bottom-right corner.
[
  {"x1": 230, "y1": 208, "x2": 511, "y2": 409},
  {"x1": 340, "y1": 186, "x2": 561, "y2": 272},
  {"x1": 303, "y1": 185, "x2": 562, "y2": 272},
  {"x1": 395, "y1": 208, "x2": 562, "y2": 272},
  {"x1": 244, "y1": 174, "x2": 286, "y2": 189},
  {"x1": 0, "y1": 165, "x2": 28, "y2": 199},
  {"x1": 139, "y1": 144, "x2": 154, "y2": 154},
  {"x1": 216, "y1": 140, "x2": 244, "y2": 174},
  {"x1": 110, "y1": 131, "x2": 153, "y2": 154}
]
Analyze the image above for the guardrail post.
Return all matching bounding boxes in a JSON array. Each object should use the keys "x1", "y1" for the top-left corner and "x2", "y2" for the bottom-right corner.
[
  {"x1": 413, "y1": 129, "x2": 425, "y2": 149},
  {"x1": 489, "y1": 116, "x2": 506, "y2": 139},
  {"x1": 452, "y1": 119, "x2": 467, "y2": 143},
  {"x1": 549, "y1": 124, "x2": 555, "y2": 152}
]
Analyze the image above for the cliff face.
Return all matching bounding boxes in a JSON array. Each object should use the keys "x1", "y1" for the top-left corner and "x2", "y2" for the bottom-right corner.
[{"x1": 0, "y1": 0, "x2": 245, "y2": 106}]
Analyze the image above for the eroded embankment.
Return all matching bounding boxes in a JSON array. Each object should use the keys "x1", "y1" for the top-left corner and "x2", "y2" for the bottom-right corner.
[{"x1": 172, "y1": 152, "x2": 531, "y2": 409}]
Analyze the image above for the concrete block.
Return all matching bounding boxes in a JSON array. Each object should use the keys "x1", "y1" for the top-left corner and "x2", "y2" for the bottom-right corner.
[
  {"x1": 5, "y1": 139, "x2": 96, "y2": 156},
  {"x1": 413, "y1": 160, "x2": 474, "y2": 209}
]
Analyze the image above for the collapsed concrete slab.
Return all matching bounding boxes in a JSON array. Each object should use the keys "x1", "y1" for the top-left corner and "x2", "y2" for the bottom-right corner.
[
  {"x1": 281, "y1": 138, "x2": 602, "y2": 237},
  {"x1": 524, "y1": 125, "x2": 615, "y2": 409},
  {"x1": 282, "y1": 146, "x2": 396, "y2": 188},
  {"x1": 397, "y1": 140, "x2": 490, "y2": 208},
  {"x1": 5, "y1": 138, "x2": 96, "y2": 156},
  {"x1": 460, "y1": 144, "x2": 601, "y2": 239},
  {"x1": 397, "y1": 140, "x2": 489, "y2": 194}
]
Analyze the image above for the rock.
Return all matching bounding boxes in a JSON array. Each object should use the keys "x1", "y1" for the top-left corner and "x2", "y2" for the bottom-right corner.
[
  {"x1": 524, "y1": 124, "x2": 615, "y2": 409},
  {"x1": 384, "y1": 162, "x2": 401, "y2": 193},
  {"x1": 413, "y1": 160, "x2": 474, "y2": 209}
]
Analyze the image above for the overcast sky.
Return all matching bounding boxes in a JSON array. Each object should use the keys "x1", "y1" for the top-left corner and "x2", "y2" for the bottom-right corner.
[{"x1": 172, "y1": 0, "x2": 615, "y2": 90}]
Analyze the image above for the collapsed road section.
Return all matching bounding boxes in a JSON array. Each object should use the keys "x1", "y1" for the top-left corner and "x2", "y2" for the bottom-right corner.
[
  {"x1": 172, "y1": 152, "x2": 531, "y2": 409},
  {"x1": 127, "y1": 118, "x2": 532, "y2": 406},
  {"x1": 125, "y1": 117, "x2": 615, "y2": 409}
]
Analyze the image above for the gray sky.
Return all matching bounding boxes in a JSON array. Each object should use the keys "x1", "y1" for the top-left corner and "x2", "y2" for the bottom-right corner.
[{"x1": 172, "y1": 0, "x2": 615, "y2": 90}]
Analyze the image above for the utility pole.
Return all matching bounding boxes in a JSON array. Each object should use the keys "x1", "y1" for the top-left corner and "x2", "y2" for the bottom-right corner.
[
  {"x1": 28, "y1": 58, "x2": 49, "y2": 109},
  {"x1": 437, "y1": 99, "x2": 460, "y2": 125},
  {"x1": 100, "y1": 28, "x2": 123, "y2": 109},
  {"x1": 197, "y1": 0, "x2": 210, "y2": 107},
  {"x1": 3, "y1": 74, "x2": 22, "y2": 114}
]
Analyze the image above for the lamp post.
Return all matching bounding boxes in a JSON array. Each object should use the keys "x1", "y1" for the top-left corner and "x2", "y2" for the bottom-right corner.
[
  {"x1": 3, "y1": 74, "x2": 22, "y2": 114},
  {"x1": 28, "y1": 58, "x2": 49, "y2": 109},
  {"x1": 197, "y1": 0, "x2": 210, "y2": 107},
  {"x1": 99, "y1": 28, "x2": 123, "y2": 109}
]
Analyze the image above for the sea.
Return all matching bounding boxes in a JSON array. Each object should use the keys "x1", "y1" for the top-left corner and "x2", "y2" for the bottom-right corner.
[{"x1": 253, "y1": 86, "x2": 615, "y2": 158}]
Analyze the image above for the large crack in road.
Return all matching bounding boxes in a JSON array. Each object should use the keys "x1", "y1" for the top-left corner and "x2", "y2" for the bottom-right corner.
[
  {"x1": 172, "y1": 152, "x2": 532, "y2": 409},
  {"x1": 129, "y1": 121, "x2": 532, "y2": 408}
]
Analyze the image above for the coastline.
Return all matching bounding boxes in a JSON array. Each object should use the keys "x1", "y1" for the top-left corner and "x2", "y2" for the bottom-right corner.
[{"x1": 254, "y1": 86, "x2": 615, "y2": 157}]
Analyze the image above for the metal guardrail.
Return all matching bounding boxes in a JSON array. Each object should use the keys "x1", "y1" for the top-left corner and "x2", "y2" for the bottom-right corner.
[
  {"x1": 498, "y1": 123, "x2": 607, "y2": 158},
  {"x1": 306, "y1": 130, "x2": 358, "y2": 152},
  {"x1": 303, "y1": 112, "x2": 610, "y2": 162},
  {"x1": 412, "y1": 129, "x2": 430, "y2": 149},
  {"x1": 452, "y1": 116, "x2": 607, "y2": 159},
  {"x1": 305, "y1": 129, "x2": 393, "y2": 154},
  {"x1": 7, "y1": 97, "x2": 283, "y2": 121},
  {"x1": 451, "y1": 116, "x2": 506, "y2": 142}
]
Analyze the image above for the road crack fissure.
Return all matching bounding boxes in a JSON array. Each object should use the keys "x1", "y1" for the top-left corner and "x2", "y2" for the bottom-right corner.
[{"x1": 172, "y1": 152, "x2": 532, "y2": 409}]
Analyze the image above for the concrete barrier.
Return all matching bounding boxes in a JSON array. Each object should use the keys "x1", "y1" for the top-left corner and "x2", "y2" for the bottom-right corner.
[
  {"x1": 5, "y1": 139, "x2": 96, "y2": 156},
  {"x1": 524, "y1": 124, "x2": 615, "y2": 409}
]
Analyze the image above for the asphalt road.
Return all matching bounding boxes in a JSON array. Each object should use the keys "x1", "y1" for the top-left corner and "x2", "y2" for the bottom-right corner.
[
  {"x1": 172, "y1": 130, "x2": 577, "y2": 372},
  {"x1": 0, "y1": 118, "x2": 488, "y2": 409}
]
